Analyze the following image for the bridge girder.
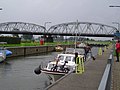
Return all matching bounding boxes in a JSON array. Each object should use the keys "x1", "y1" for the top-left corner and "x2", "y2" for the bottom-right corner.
[
  {"x1": 48, "y1": 22, "x2": 117, "y2": 37},
  {"x1": 0, "y1": 22, "x2": 117, "y2": 37},
  {"x1": 0, "y1": 22, "x2": 45, "y2": 34}
]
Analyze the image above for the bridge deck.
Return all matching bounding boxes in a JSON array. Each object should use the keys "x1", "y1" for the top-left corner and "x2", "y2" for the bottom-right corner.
[{"x1": 46, "y1": 47, "x2": 111, "y2": 90}]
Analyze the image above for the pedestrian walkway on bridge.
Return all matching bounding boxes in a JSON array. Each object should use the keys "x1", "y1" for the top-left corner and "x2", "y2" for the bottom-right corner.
[{"x1": 46, "y1": 47, "x2": 112, "y2": 90}]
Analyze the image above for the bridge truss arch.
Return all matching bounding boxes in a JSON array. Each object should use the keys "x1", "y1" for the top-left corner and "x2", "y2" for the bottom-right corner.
[
  {"x1": 48, "y1": 22, "x2": 117, "y2": 37},
  {"x1": 0, "y1": 22, "x2": 45, "y2": 35},
  {"x1": 0, "y1": 22, "x2": 117, "y2": 37}
]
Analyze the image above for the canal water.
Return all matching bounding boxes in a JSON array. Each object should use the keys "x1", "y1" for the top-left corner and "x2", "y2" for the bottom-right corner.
[
  {"x1": 0, "y1": 51, "x2": 61, "y2": 90},
  {"x1": 0, "y1": 47, "x2": 99, "y2": 90}
]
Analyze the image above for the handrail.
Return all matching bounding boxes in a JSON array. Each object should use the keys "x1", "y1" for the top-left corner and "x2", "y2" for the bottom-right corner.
[
  {"x1": 98, "y1": 45, "x2": 114, "y2": 90},
  {"x1": 98, "y1": 64, "x2": 111, "y2": 90}
]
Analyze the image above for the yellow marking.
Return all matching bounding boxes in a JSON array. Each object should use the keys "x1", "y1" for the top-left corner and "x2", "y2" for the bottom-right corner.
[{"x1": 75, "y1": 57, "x2": 85, "y2": 74}]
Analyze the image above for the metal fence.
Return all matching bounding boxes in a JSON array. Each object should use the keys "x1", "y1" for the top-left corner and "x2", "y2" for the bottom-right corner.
[{"x1": 98, "y1": 44, "x2": 114, "y2": 90}]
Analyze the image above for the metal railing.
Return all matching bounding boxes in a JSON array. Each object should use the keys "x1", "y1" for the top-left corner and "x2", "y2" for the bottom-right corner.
[{"x1": 98, "y1": 45, "x2": 114, "y2": 90}]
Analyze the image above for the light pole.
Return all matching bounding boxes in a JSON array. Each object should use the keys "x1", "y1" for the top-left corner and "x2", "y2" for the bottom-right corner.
[
  {"x1": 43, "y1": 22, "x2": 52, "y2": 43},
  {"x1": 74, "y1": 20, "x2": 79, "y2": 51},
  {"x1": 44, "y1": 22, "x2": 52, "y2": 31},
  {"x1": 109, "y1": 5, "x2": 120, "y2": 40},
  {"x1": 112, "y1": 22, "x2": 120, "y2": 31},
  {"x1": 109, "y1": 6, "x2": 120, "y2": 31}
]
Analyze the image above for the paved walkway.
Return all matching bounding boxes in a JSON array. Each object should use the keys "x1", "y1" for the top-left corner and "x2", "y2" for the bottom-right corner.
[
  {"x1": 111, "y1": 57, "x2": 120, "y2": 90},
  {"x1": 46, "y1": 48, "x2": 111, "y2": 90}
]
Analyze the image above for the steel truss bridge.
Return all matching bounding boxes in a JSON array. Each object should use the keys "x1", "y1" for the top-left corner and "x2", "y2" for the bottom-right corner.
[{"x1": 0, "y1": 22, "x2": 117, "y2": 37}]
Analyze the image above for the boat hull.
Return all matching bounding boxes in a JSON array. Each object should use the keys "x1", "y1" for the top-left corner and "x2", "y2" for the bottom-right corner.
[
  {"x1": 0, "y1": 51, "x2": 6, "y2": 63},
  {"x1": 55, "y1": 47, "x2": 63, "y2": 52},
  {"x1": 0, "y1": 49, "x2": 12, "y2": 63},
  {"x1": 0, "y1": 56, "x2": 5, "y2": 62},
  {"x1": 42, "y1": 69, "x2": 66, "y2": 83}
]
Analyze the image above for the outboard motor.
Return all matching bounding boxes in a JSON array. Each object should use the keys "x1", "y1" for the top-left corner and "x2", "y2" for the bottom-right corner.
[{"x1": 34, "y1": 65, "x2": 41, "y2": 75}]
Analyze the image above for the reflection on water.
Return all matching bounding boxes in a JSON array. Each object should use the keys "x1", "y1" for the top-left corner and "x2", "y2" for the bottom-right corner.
[
  {"x1": 0, "y1": 62, "x2": 12, "y2": 78},
  {"x1": 0, "y1": 52, "x2": 60, "y2": 90}
]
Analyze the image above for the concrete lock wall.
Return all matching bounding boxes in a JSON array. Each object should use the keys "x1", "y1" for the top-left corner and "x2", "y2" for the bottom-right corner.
[
  {"x1": 6, "y1": 46, "x2": 54, "y2": 57},
  {"x1": 6, "y1": 45, "x2": 74, "y2": 57},
  {"x1": 7, "y1": 47, "x2": 25, "y2": 57}
]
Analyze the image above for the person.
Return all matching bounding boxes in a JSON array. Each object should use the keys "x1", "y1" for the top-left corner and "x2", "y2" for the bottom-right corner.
[
  {"x1": 115, "y1": 40, "x2": 120, "y2": 62},
  {"x1": 75, "y1": 52, "x2": 78, "y2": 64},
  {"x1": 84, "y1": 43, "x2": 95, "y2": 61},
  {"x1": 84, "y1": 43, "x2": 91, "y2": 61}
]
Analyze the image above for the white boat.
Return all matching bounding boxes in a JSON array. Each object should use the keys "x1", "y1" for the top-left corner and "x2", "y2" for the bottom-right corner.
[
  {"x1": 34, "y1": 48, "x2": 85, "y2": 83},
  {"x1": 0, "y1": 48, "x2": 6, "y2": 62},
  {"x1": 0, "y1": 47, "x2": 12, "y2": 63},
  {"x1": 55, "y1": 45, "x2": 64, "y2": 52}
]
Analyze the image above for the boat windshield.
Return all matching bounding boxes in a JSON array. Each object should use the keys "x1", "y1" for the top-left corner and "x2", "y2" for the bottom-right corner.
[
  {"x1": 58, "y1": 55, "x2": 64, "y2": 61},
  {"x1": 65, "y1": 48, "x2": 74, "y2": 54},
  {"x1": 48, "y1": 63, "x2": 54, "y2": 70},
  {"x1": 72, "y1": 57, "x2": 75, "y2": 62},
  {"x1": 65, "y1": 56, "x2": 72, "y2": 62},
  {"x1": 75, "y1": 48, "x2": 85, "y2": 55}
]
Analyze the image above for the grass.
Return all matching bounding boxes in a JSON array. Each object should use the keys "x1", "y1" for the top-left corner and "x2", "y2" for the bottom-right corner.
[
  {"x1": 85, "y1": 41, "x2": 111, "y2": 45},
  {"x1": 0, "y1": 41, "x2": 112, "y2": 47},
  {"x1": 0, "y1": 41, "x2": 75, "y2": 47}
]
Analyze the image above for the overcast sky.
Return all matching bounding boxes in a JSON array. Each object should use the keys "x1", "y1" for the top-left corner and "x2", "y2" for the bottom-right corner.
[
  {"x1": 0, "y1": 0, "x2": 120, "y2": 40},
  {"x1": 0, "y1": 0, "x2": 120, "y2": 25}
]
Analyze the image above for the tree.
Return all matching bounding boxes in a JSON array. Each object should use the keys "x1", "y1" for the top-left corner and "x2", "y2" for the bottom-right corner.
[
  {"x1": 22, "y1": 34, "x2": 34, "y2": 41},
  {"x1": 12, "y1": 28, "x2": 19, "y2": 37}
]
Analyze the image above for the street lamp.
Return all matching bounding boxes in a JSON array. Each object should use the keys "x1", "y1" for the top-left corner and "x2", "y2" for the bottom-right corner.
[
  {"x1": 112, "y1": 22, "x2": 120, "y2": 31},
  {"x1": 109, "y1": 5, "x2": 120, "y2": 31},
  {"x1": 43, "y1": 22, "x2": 52, "y2": 43},
  {"x1": 44, "y1": 22, "x2": 52, "y2": 31},
  {"x1": 44, "y1": 21, "x2": 52, "y2": 35}
]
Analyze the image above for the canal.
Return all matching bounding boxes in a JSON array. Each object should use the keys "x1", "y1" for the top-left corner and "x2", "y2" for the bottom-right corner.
[
  {"x1": 0, "y1": 51, "x2": 62, "y2": 90},
  {"x1": 0, "y1": 47, "x2": 99, "y2": 90}
]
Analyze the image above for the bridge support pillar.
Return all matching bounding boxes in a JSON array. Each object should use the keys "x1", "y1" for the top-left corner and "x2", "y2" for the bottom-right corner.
[{"x1": 43, "y1": 35, "x2": 53, "y2": 42}]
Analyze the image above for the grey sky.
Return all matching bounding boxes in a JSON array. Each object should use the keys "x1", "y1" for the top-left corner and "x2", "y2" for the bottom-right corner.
[{"x1": 0, "y1": 0, "x2": 120, "y2": 27}]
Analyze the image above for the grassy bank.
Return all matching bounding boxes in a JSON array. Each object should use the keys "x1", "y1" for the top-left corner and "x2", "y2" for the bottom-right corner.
[
  {"x1": 0, "y1": 41, "x2": 112, "y2": 47},
  {"x1": 0, "y1": 41, "x2": 74, "y2": 47}
]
